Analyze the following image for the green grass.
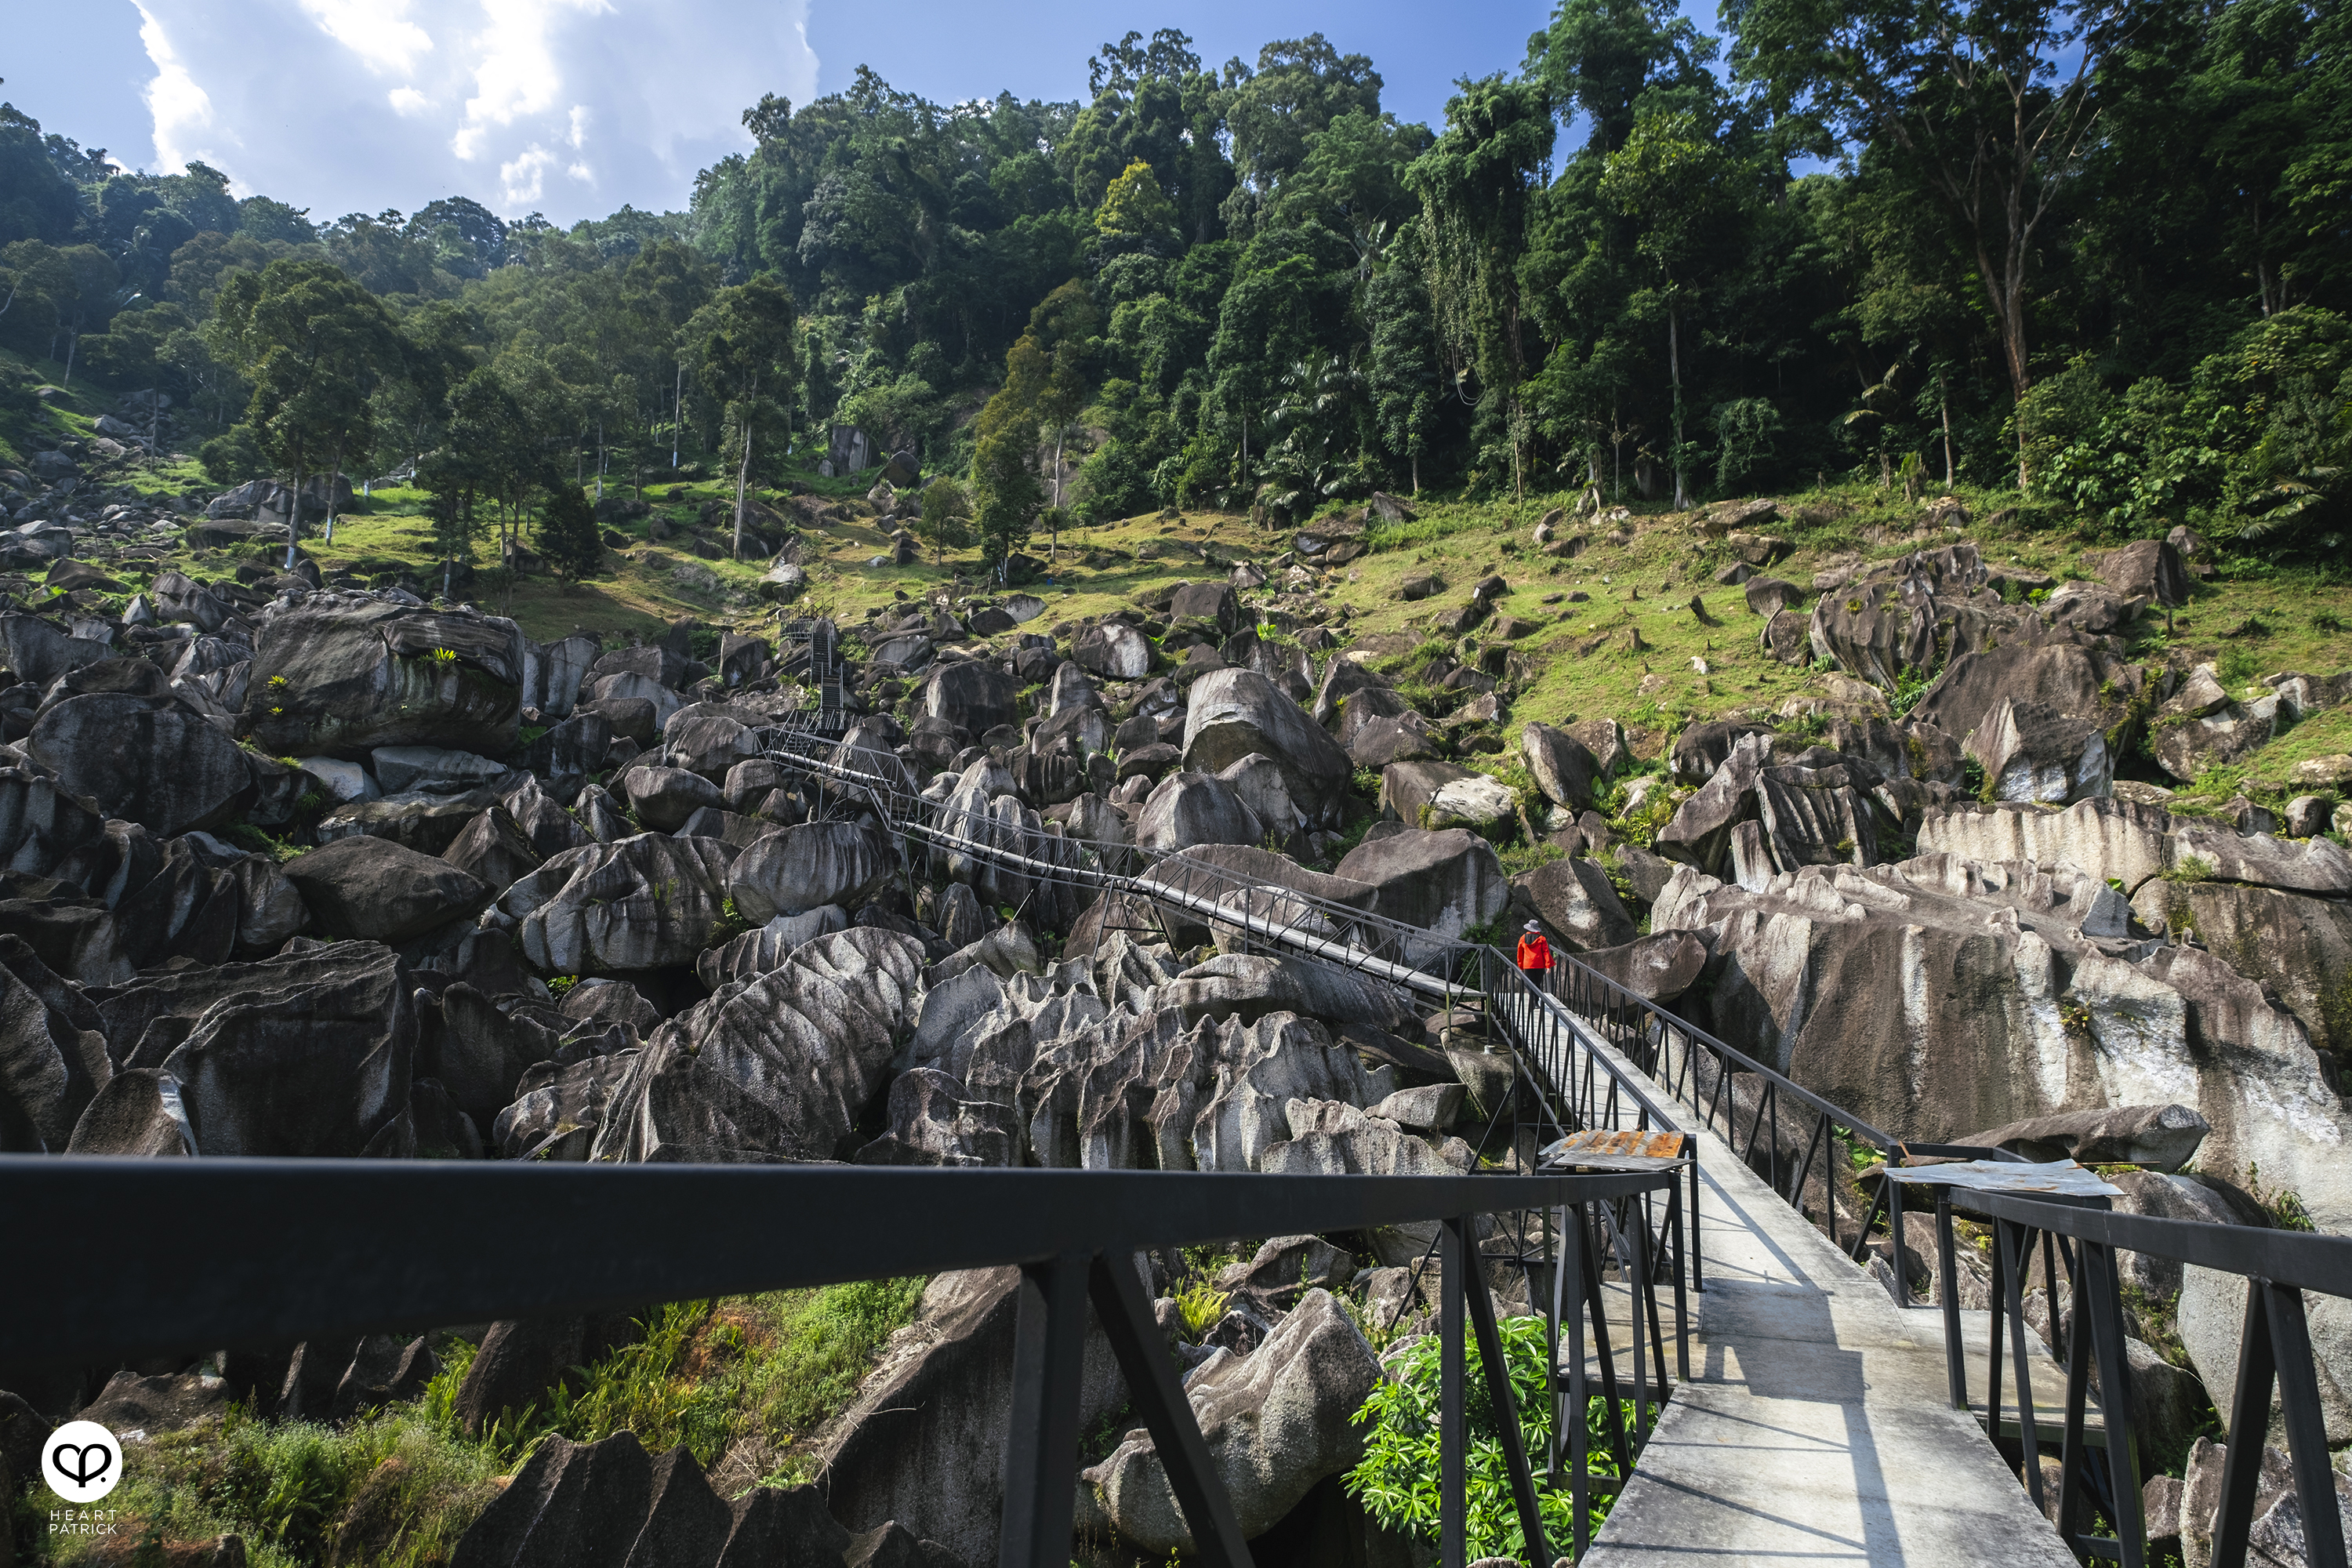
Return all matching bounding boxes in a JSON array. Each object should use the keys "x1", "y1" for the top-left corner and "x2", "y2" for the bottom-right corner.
[{"x1": 31, "y1": 1279, "x2": 924, "y2": 1565}]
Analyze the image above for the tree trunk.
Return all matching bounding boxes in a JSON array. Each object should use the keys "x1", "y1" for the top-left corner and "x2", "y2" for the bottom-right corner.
[
  {"x1": 1940, "y1": 384, "x2": 1955, "y2": 487},
  {"x1": 595, "y1": 419, "x2": 605, "y2": 501},
  {"x1": 283, "y1": 453, "x2": 304, "y2": 570},
  {"x1": 62, "y1": 327, "x2": 78, "y2": 387},
  {"x1": 673, "y1": 363, "x2": 684, "y2": 469},
  {"x1": 1668, "y1": 305, "x2": 1690, "y2": 510},
  {"x1": 733, "y1": 374, "x2": 756, "y2": 560},
  {"x1": 319, "y1": 437, "x2": 343, "y2": 547}
]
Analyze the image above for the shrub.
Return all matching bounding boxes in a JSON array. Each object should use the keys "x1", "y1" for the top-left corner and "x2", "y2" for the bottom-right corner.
[{"x1": 1347, "y1": 1316, "x2": 1629, "y2": 1557}]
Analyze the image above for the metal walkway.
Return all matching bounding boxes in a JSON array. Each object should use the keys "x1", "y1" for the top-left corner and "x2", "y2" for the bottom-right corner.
[
  {"x1": 1506, "y1": 998, "x2": 2078, "y2": 1566},
  {"x1": 756, "y1": 677, "x2": 2132, "y2": 1566}
]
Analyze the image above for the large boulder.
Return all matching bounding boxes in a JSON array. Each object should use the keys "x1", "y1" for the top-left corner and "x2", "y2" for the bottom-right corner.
[
  {"x1": 1135, "y1": 772, "x2": 1263, "y2": 854},
  {"x1": 0, "y1": 936, "x2": 111, "y2": 1153},
  {"x1": 1912, "y1": 639, "x2": 2137, "y2": 749},
  {"x1": 1073, "y1": 622, "x2": 1153, "y2": 681},
  {"x1": 919, "y1": 659, "x2": 1018, "y2": 735},
  {"x1": 447, "y1": 1428, "x2": 850, "y2": 1568},
  {"x1": 621, "y1": 764, "x2": 724, "y2": 831},
  {"x1": 593, "y1": 934, "x2": 921, "y2": 1164},
  {"x1": 1334, "y1": 829, "x2": 1507, "y2": 961},
  {"x1": 1520, "y1": 723, "x2": 1601, "y2": 811},
  {"x1": 1956, "y1": 1104, "x2": 2209, "y2": 1171},
  {"x1": 500, "y1": 834, "x2": 735, "y2": 975},
  {"x1": 1516, "y1": 857, "x2": 1639, "y2": 952},
  {"x1": 1080, "y1": 1289, "x2": 1381, "y2": 1553},
  {"x1": 2084, "y1": 539, "x2": 2190, "y2": 608},
  {"x1": 1170, "y1": 580, "x2": 1242, "y2": 637},
  {"x1": 1181, "y1": 669, "x2": 1354, "y2": 829},
  {"x1": 242, "y1": 597, "x2": 528, "y2": 758},
  {"x1": 1968, "y1": 698, "x2": 2111, "y2": 804},
  {"x1": 1573, "y1": 930, "x2": 1712, "y2": 1003},
  {"x1": 73, "y1": 942, "x2": 416, "y2": 1157},
  {"x1": 818, "y1": 1268, "x2": 1127, "y2": 1565},
  {"x1": 522, "y1": 633, "x2": 600, "y2": 719},
  {"x1": 1653, "y1": 861, "x2": 2352, "y2": 1236},
  {"x1": 25, "y1": 694, "x2": 256, "y2": 835},
  {"x1": 281, "y1": 837, "x2": 492, "y2": 945},
  {"x1": 1158, "y1": 955, "x2": 1417, "y2": 1036},
  {"x1": 0, "y1": 764, "x2": 106, "y2": 875},
  {"x1": 728, "y1": 821, "x2": 896, "y2": 924}
]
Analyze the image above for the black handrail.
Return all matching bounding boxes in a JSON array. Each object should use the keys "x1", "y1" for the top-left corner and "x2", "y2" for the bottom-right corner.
[
  {"x1": 1924, "y1": 1185, "x2": 2352, "y2": 1568},
  {"x1": 0, "y1": 1158, "x2": 1677, "y2": 1568}
]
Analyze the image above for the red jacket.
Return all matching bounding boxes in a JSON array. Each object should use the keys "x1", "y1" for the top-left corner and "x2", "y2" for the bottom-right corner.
[{"x1": 1515, "y1": 931, "x2": 1553, "y2": 971}]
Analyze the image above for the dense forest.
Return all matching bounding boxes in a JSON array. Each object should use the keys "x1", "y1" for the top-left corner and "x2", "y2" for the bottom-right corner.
[{"x1": 2, "y1": 0, "x2": 2346, "y2": 565}]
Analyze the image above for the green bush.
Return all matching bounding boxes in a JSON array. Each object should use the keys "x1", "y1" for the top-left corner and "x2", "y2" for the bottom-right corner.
[{"x1": 1346, "y1": 1316, "x2": 1628, "y2": 1557}]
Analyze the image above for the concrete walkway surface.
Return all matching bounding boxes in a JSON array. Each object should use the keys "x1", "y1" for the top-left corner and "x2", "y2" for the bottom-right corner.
[{"x1": 1520, "y1": 1011, "x2": 2080, "y2": 1568}]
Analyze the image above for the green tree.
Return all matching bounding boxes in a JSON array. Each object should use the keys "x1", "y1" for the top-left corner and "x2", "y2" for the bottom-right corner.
[
  {"x1": 539, "y1": 484, "x2": 606, "y2": 583},
  {"x1": 1729, "y1": 0, "x2": 2132, "y2": 484},
  {"x1": 972, "y1": 334, "x2": 1050, "y2": 579},
  {"x1": 694, "y1": 274, "x2": 799, "y2": 558},
  {"x1": 1095, "y1": 160, "x2": 1178, "y2": 242},
  {"x1": 1406, "y1": 77, "x2": 1555, "y2": 499},
  {"x1": 916, "y1": 476, "x2": 972, "y2": 563},
  {"x1": 209, "y1": 257, "x2": 402, "y2": 565},
  {"x1": 1600, "y1": 107, "x2": 1740, "y2": 506}
]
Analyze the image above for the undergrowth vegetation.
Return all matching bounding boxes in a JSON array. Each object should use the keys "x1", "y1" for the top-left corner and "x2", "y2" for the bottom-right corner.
[{"x1": 31, "y1": 1279, "x2": 924, "y2": 1566}]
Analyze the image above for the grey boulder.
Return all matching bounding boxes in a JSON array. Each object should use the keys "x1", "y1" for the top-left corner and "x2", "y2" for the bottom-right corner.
[
  {"x1": 1080, "y1": 1289, "x2": 1381, "y2": 1552},
  {"x1": 281, "y1": 836, "x2": 492, "y2": 945},
  {"x1": 501, "y1": 834, "x2": 735, "y2": 975},
  {"x1": 26, "y1": 693, "x2": 256, "y2": 836}
]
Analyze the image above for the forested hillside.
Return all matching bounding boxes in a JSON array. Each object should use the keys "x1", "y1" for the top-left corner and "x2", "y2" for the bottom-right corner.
[{"x1": 2, "y1": 0, "x2": 2345, "y2": 559}]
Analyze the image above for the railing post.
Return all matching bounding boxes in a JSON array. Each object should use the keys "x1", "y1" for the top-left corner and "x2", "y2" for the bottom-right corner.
[
  {"x1": 1441, "y1": 1218, "x2": 1468, "y2": 1568},
  {"x1": 999, "y1": 1249, "x2": 1091, "y2": 1568},
  {"x1": 1086, "y1": 1253, "x2": 1254, "y2": 1566},
  {"x1": 1461, "y1": 1213, "x2": 1552, "y2": 1568}
]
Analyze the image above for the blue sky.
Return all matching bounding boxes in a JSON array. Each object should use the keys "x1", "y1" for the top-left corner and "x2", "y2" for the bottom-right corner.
[{"x1": 0, "y1": 0, "x2": 1632, "y2": 227}]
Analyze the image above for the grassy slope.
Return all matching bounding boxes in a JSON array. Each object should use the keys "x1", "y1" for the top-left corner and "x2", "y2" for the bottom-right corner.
[{"x1": 24, "y1": 1281, "x2": 923, "y2": 1567}]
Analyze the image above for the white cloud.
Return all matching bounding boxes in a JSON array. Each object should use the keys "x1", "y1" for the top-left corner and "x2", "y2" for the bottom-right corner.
[
  {"x1": 499, "y1": 144, "x2": 556, "y2": 204},
  {"x1": 135, "y1": 3, "x2": 223, "y2": 176},
  {"x1": 132, "y1": 0, "x2": 821, "y2": 223},
  {"x1": 297, "y1": 0, "x2": 436, "y2": 77}
]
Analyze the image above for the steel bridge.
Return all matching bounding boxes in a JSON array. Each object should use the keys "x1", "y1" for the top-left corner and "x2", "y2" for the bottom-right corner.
[{"x1": 749, "y1": 634, "x2": 2352, "y2": 1568}]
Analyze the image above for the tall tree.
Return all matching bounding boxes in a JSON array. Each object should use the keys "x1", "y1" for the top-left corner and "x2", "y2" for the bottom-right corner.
[
  {"x1": 1406, "y1": 77, "x2": 1555, "y2": 499},
  {"x1": 1730, "y1": 0, "x2": 2133, "y2": 481},
  {"x1": 694, "y1": 274, "x2": 799, "y2": 558},
  {"x1": 1601, "y1": 107, "x2": 1742, "y2": 506},
  {"x1": 209, "y1": 257, "x2": 401, "y2": 565}
]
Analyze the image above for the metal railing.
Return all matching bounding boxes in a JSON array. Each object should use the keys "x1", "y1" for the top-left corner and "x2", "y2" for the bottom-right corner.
[
  {"x1": 1914, "y1": 1182, "x2": 2352, "y2": 1568},
  {"x1": 0, "y1": 1159, "x2": 1679, "y2": 1568}
]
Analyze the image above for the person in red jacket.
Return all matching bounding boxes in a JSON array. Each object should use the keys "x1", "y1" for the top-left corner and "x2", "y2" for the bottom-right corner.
[{"x1": 1515, "y1": 921, "x2": 1553, "y2": 988}]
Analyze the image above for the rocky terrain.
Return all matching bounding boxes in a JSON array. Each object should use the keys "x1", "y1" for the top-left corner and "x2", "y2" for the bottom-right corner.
[{"x1": 2, "y1": 438, "x2": 2350, "y2": 1563}]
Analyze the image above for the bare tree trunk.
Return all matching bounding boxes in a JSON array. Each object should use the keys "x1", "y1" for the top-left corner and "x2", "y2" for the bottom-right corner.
[
  {"x1": 62, "y1": 326, "x2": 78, "y2": 387},
  {"x1": 1940, "y1": 383, "x2": 1955, "y2": 487},
  {"x1": 283, "y1": 452, "x2": 305, "y2": 571},
  {"x1": 1669, "y1": 305, "x2": 1690, "y2": 510},
  {"x1": 320, "y1": 437, "x2": 343, "y2": 546},
  {"x1": 733, "y1": 374, "x2": 757, "y2": 560}
]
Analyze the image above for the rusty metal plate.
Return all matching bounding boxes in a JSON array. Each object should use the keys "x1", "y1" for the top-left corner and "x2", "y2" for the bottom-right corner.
[{"x1": 1537, "y1": 1129, "x2": 1691, "y2": 1171}]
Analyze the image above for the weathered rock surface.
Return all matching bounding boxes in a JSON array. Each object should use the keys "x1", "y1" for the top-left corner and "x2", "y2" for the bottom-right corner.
[
  {"x1": 281, "y1": 836, "x2": 492, "y2": 945},
  {"x1": 1080, "y1": 1289, "x2": 1382, "y2": 1554},
  {"x1": 502, "y1": 834, "x2": 735, "y2": 975},
  {"x1": 243, "y1": 596, "x2": 527, "y2": 758},
  {"x1": 1181, "y1": 669, "x2": 1354, "y2": 829},
  {"x1": 27, "y1": 694, "x2": 256, "y2": 835}
]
